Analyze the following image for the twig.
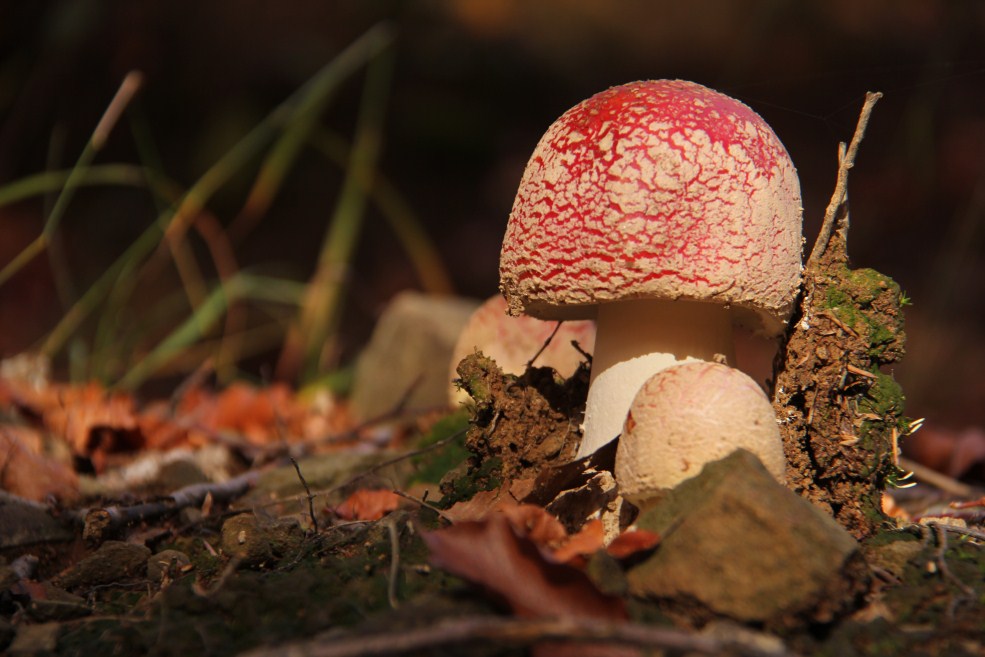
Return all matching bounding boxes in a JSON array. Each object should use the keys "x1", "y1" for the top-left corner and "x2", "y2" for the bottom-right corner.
[
  {"x1": 245, "y1": 429, "x2": 468, "y2": 516},
  {"x1": 237, "y1": 615, "x2": 798, "y2": 657},
  {"x1": 924, "y1": 521, "x2": 985, "y2": 543},
  {"x1": 571, "y1": 339, "x2": 593, "y2": 364},
  {"x1": 329, "y1": 429, "x2": 467, "y2": 493},
  {"x1": 925, "y1": 523, "x2": 976, "y2": 618},
  {"x1": 385, "y1": 517, "x2": 401, "y2": 609},
  {"x1": 290, "y1": 457, "x2": 319, "y2": 532},
  {"x1": 807, "y1": 92, "x2": 883, "y2": 268},
  {"x1": 80, "y1": 469, "x2": 261, "y2": 542},
  {"x1": 526, "y1": 321, "x2": 563, "y2": 370},
  {"x1": 391, "y1": 488, "x2": 453, "y2": 523}
]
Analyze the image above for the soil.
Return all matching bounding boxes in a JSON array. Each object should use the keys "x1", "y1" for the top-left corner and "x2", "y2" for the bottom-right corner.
[
  {"x1": 1, "y1": 255, "x2": 983, "y2": 657},
  {"x1": 773, "y1": 227, "x2": 908, "y2": 540}
]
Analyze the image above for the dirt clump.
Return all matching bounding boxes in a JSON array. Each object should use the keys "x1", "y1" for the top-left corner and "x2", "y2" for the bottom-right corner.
[
  {"x1": 443, "y1": 351, "x2": 590, "y2": 499},
  {"x1": 773, "y1": 228, "x2": 908, "y2": 540}
]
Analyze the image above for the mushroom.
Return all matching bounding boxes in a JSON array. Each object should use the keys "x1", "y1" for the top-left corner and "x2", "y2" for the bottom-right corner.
[
  {"x1": 498, "y1": 80, "x2": 802, "y2": 457},
  {"x1": 615, "y1": 361, "x2": 787, "y2": 507},
  {"x1": 448, "y1": 295, "x2": 595, "y2": 406}
]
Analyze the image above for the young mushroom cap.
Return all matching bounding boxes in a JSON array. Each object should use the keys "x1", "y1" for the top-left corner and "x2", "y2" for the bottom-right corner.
[
  {"x1": 498, "y1": 80, "x2": 803, "y2": 456},
  {"x1": 615, "y1": 361, "x2": 787, "y2": 506},
  {"x1": 448, "y1": 295, "x2": 595, "y2": 406}
]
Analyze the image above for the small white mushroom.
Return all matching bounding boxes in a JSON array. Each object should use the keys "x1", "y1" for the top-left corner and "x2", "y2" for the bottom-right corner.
[{"x1": 615, "y1": 361, "x2": 787, "y2": 507}]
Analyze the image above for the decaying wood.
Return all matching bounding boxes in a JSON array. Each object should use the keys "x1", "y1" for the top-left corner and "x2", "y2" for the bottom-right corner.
[{"x1": 772, "y1": 92, "x2": 910, "y2": 540}]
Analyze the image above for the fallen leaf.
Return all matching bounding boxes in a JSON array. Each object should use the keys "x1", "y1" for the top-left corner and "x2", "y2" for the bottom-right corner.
[
  {"x1": 41, "y1": 383, "x2": 143, "y2": 472},
  {"x1": 0, "y1": 425, "x2": 78, "y2": 502},
  {"x1": 424, "y1": 513, "x2": 626, "y2": 621},
  {"x1": 606, "y1": 529, "x2": 661, "y2": 560},
  {"x1": 551, "y1": 519, "x2": 605, "y2": 565},
  {"x1": 333, "y1": 489, "x2": 401, "y2": 521},
  {"x1": 443, "y1": 484, "x2": 519, "y2": 523}
]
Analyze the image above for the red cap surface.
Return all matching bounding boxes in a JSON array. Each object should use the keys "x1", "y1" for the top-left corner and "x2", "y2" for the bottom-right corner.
[{"x1": 499, "y1": 80, "x2": 802, "y2": 335}]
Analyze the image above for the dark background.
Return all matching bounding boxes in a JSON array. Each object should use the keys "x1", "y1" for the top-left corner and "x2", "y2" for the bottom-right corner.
[{"x1": 1, "y1": 1, "x2": 983, "y2": 436}]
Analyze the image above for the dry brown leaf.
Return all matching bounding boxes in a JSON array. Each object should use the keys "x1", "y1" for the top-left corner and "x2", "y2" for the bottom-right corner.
[
  {"x1": 551, "y1": 519, "x2": 605, "y2": 566},
  {"x1": 39, "y1": 383, "x2": 143, "y2": 472},
  {"x1": 0, "y1": 425, "x2": 78, "y2": 502},
  {"x1": 442, "y1": 484, "x2": 521, "y2": 522},
  {"x1": 424, "y1": 514, "x2": 626, "y2": 621},
  {"x1": 333, "y1": 489, "x2": 402, "y2": 521},
  {"x1": 605, "y1": 529, "x2": 661, "y2": 560}
]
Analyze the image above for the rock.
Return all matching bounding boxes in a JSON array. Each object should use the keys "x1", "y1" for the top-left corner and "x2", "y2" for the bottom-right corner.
[
  {"x1": 147, "y1": 549, "x2": 192, "y2": 582},
  {"x1": 0, "y1": 491, "x2": 75, "y2": 550},
  {"x1": 350, "y1": 291, "x2": 480, "y2": 421},
  {"x1": 220, "y1": 514, "x2": 303, "y2": 566},
  {"x1": 53, "y1": 540, "x2": 151, "y2": 590},
  {"x1": 626, "y1": 449, "x2": 867, "y2": 626},
  {"x1": 7, "y1": 622, "x2": 59, "y2": 654}
]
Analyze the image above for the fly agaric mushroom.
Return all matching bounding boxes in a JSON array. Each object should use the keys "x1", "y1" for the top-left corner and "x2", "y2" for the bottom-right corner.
[
  {"x1": 615, "y1": 361, "x2": 786, "y2": 506},
  {"x1": 448, "y1": 295, "x2": 596, "y2": 406},
  {"x1": 498, "y1": 80, "x2": 802, "y2": 457}
]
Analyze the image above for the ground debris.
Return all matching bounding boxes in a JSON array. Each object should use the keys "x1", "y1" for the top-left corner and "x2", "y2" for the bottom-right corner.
[
  {"x1": 772, "y1": 92, "x2": 908, "y2": 540},
  {"x1": 444, "y1": 351, "x2": 589, "y2": 499}
]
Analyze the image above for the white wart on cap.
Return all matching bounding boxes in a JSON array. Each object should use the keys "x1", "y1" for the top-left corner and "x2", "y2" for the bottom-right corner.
[
  {"x1": 615, "y1": 361, "x2": 787, "y2": 505},
  {"x1": 498, "y1": 80, "x2": 803, "y2": 457}
]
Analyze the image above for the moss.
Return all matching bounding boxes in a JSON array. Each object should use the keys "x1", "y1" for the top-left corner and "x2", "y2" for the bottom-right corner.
[
  {"x1": 856, "y1": 373, "x2": 907, "y2": 478},
  {"x1": 823, "y1": 267, "x2": 904, "y2": 362},
  {"x1": 409, "y1": 408, "x2": 471, "y2": 486},
  {"x1": 437, "y1": 456, "x2": 502, "y2": 508}
]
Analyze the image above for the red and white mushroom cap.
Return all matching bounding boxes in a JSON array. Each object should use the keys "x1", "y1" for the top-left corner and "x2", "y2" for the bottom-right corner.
[{"x1": 499, "y1": 79, "x2": 802, "y2": 336}]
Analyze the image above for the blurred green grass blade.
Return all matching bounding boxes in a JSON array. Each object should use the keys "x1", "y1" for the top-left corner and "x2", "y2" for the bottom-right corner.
[
  {"x1": 39, "y1": 24, "x2": 393, "y2": 360},
  {"x1": 232, "y1": 27, "x2": 394, "y2": 238},
  {"x1": 117, "y1": 273, "x2": 306, "y2": 390},
  {"x1": 311, "y1": 128, "x2": 453, "y2": 295},
  {"x1": 0, "y1": 72, "x2": 143, "y2": 288},
  {"x1": 91, "y1": 114, "x2": 193, "y2": 382},
  {"x1": 291, "y1": 49, "x2": 393, "y2": 383}
]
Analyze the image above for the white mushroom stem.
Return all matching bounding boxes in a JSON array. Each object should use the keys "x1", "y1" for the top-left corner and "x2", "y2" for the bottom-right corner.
[{"x1": 578, "y1": 299, "x2": 736, "y2": 458}]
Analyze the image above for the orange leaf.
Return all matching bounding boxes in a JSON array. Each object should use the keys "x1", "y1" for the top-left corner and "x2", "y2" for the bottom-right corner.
[
  {"x1": 423, "y1": 514, "x2": 626, "y2": 623},
  {"x1": 551, "y1": 519, "x2": 605, "y2": 566},
  {"x1": 606, "y1": 529, "x2": 661, "y2": 560},
  {"x1": 0, "y1": 426, "x2": 78, "y2": 502},
  {"x1": 334, "y1": 489, "x2": 401, "y2": 521}
]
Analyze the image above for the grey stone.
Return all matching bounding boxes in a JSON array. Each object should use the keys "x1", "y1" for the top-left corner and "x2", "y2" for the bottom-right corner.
[
  {"x1": 351, "y1": 291, "x2": 480, "y2": 420},
  {"x1": 627, "y1": 449, "x2": 866, "y2": 625},
  {"x1": 0, "y1": 491, "x2": 74, "y2": 549}
]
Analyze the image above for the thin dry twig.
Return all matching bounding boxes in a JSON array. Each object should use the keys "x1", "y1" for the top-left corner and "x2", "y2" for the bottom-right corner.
[
  {"x1": 924, "y1": 522, "x2": 977, "y2": 619},
  {"x1": 391, "y1": 488, "x2": 453, "y2": 523},
  {"x1": 924, "y1": 521, "x2": 985, "y2": 543},
  {"x1": 80, "y1": 469, "x2": 261, "y2": 542},
  {"x1": 244, "y1": 429, "x2": 468, "y2": 516},
  {"x1": 526, "y1": 321, "x2": 563, "y2": 370},
  {"x1": 237, "y1": 615, "x2": 798, "y2": 657},
  {"x1": 807, "y1": 91, "x2": 883, "y2": 268},
  {"x1": 290, "y1": 457, "x2": 319, "y2": 532},
  {"x1": 385, "y1": 516, "x2": 401, "y2": 609}
]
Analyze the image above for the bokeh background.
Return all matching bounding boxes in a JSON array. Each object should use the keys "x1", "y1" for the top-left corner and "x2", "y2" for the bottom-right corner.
[{"x1": 2, "y1": 1, "x2": 983, "y2": 466}]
